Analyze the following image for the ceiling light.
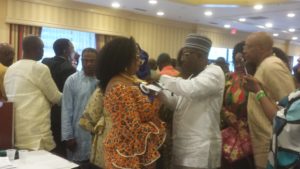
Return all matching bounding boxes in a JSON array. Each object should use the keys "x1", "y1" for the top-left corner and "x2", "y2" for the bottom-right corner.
[
  {"x1": 282, "y1": 30, "x2": 288, "y2": 33},
  {"x1": 111, "y1": 2, "x2": 120, "y2": 8},
  {"x1": 204, "y1": 11, "x2": 213, "y2": 16},
  {"x1": 265, "y1": 22, "x2": 273, "y2": 28},
  {"x1": 292, "y1": 37, "x2": 298, "y2": 40},
  {"x1": 157, "y1": 11, "x2": 164, "y2": 16},
  {"x1": 254, "y1": 4, "x2": 263, "y2": 10},
  {"x1": 256, "y1": 25, "x2": 265, "y2": 29},
  {"x1": 287, "y1": 13, "x2": 295, "y2": 18},
  {"x1": 224, "y1": 24, "x2": 231, "y2": 28},
  {"x1": 289, "y1": 28, "x2": 295, "y2": 32},
  {"x1": 239, "y1": 18, "x2": 246, "y2": 22},
  {"x1": 148, "y1": 0, "x2": 157, "y2": 5},
  {"x1": 273, "y1": 33, "x2": 279, "y2": 37}
]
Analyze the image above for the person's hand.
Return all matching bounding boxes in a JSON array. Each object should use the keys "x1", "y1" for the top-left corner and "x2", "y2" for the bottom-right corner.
[
  {"x1": 222, "y1": 108, "x2": 239, "y2": 129},
  {"x1": 238, "y1": 127, "x2": 249, "y2": 138},
  {"x1": 243, "y1": 75, "x2": 262, "y2": 93},
  {"x1": 226, "y1": 115, "x2": 239, "y2": 129},
  {"x1": 152, "y1": 74, "x2": 161, "y2": 82},
  {"x1": 65, "y1": 138, "x2": 77, "y2": 152}
]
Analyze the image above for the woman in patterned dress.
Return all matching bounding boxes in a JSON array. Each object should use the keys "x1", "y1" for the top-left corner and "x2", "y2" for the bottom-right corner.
[
  {"x1": 79, "y1": 87, "x2": 111, "y2": 168},
  {"x1": 95, "y1": 37, "x2": 166, "y2": 169},
  {"x1": 221, "y1": 41, "x2": 255, "y2": 169}
]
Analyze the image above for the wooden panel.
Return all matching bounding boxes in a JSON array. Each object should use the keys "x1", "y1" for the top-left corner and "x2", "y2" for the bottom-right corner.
[
  {"x1": 196, "y1": 25, "x2": 249, "y2": 48},
  {"x1": 6, "y1": 0, "x2": 130, "y2": 36},
  {"x1": 289, "y1": 43, "x2": 300, "y2": 56},
  {"x1": 0, "y1": 102, "x2": 14, "y2": 149},
  {"x1": 6, "y1": 0, "x2": 298, "y2": 58},
  {"x1": 0, "y1": 0, "x2": 9, "y2": 42},
  {"x1": 5, "y1": 0, "x2": 199, "y2": 59},
  {"x1": 130, "y1": 20, "x2": 195, "y2": 59},
  {"x1": 273, "y1": 39, "x2": 287, "y2": 53}
]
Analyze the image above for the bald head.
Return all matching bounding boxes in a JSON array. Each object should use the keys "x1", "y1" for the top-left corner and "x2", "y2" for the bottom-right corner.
[
  {"x1": 247, "y1": 32, "x2": 273, "y2": 50},
  {"x1": 0, "y1": 43, "x2": 14, "y2": 66},
  {"x1": 244, "y1": 32, "x2": 274, "y2": 66},
  {"x1": 22, "y1": 35, "x2": 44, "y2": 61}
]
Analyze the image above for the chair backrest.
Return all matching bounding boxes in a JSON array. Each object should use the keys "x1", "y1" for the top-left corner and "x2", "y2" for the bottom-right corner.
[{"x1": 0, "y1": 101, "x2": 14, "y2": 149}]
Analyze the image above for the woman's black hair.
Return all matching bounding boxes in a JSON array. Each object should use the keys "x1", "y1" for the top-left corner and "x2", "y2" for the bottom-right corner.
[
  {"x1": 96, "y1": 37, "x2": 136, "y2": 93},
  {"x1": 273, "y1": 47, "x2": 290, "y2": 70},
  {"x1": 232, "y1": 41, "x2": 245, "y2": 65}
]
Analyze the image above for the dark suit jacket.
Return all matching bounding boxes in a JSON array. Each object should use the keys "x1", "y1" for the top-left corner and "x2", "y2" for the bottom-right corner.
[
  {"x1": 42, "y1": 56, "x2": 76, "y2": 92},
  {"x1": 42, "y1": 56, "x2": 76, "y2": 157}
]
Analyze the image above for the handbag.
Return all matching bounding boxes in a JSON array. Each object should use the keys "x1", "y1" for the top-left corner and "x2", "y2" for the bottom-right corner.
[{"x1": 222, "y1": 126, "x2": 252, "y2": 163}]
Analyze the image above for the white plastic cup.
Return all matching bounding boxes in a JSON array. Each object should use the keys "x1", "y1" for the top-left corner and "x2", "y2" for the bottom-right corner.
[
  {"x1": 6, "y1": 149, "x2": 16, "y2": 161},
  {"x1": 18, "y1": 150, "x2": 29, "y2": 163}
]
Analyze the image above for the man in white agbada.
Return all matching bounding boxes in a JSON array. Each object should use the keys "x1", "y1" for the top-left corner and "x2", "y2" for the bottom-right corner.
[
  {"x1": 159, "y1": 34, "x2": 225, "y2": 169},
  {"x1": 4, "y1": 36, "x2": 62, "y2": 151}
]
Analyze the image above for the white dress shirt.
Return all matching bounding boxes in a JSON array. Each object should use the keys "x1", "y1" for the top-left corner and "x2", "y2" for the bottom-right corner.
[
  {"x1": 4, "y1": 59, "x2": 61, "y2": 151},
  {"x1": 160, "y1": 64, "x2": 225, "y2": 168},
  {"x1": 61, "y1": 71, "x2": 98, "y2": 161}
]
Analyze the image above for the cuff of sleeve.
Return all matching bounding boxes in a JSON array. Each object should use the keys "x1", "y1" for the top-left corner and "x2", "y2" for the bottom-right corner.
[{"x1": 61, "y1": 133, "x2": 74, "y2": 141}]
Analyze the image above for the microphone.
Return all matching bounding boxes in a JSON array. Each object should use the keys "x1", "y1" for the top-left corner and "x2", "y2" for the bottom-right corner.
[{"x1": 240, "y1": 57, "x2": 248, "y2": 75}]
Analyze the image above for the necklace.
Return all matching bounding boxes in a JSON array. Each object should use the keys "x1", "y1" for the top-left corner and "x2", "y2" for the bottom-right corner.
[
  {"x1": 120, "y1": 73, "x2": 158, "y2": 102},
  {"x1": 119, "y1": 73, "x2": 147, "y2": 84}
]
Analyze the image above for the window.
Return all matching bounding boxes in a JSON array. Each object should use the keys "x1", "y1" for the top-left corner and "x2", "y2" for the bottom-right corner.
[
  {"x1": 293, "y1": 56, "x2": 299, "y2": 67},
  {"x1": 208, "y1": 47, "x2": 234, "y2": 71},
  {"x1": 227, "y1": 49, "x2": 234, "y2": 71},
  {"x1": 208, "y1": 47, "x2": 227, "y2": 60},
  {"x1": 41, "y1": 27, "x2": 96, "y2": 71},
  {"x1": 292, "y1": 56, "x2": 300, "y2": 73}
]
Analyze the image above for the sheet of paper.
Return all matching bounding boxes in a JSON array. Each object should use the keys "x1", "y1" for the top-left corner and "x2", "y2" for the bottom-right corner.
[
  {"x1": 0, "y1": 157, "x2": 16, "y2": 169},
  {"x1": 12, "y1": 150, "x2": 78, "y2": 169}
]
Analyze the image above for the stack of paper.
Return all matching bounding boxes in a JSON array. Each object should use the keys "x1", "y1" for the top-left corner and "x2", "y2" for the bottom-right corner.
[{"x1": 0, "y1": 157, "x2": 16, "y2": 169}]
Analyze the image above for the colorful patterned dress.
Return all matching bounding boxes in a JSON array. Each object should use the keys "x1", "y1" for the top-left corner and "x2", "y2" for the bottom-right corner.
[
  {"x1": 221, "y1": 72, "x2": 253, "y2": 167},
  {"x1": 103, "y1": 83, "x2": 166, "y2": 169},
  {"x1": 222, "y1": 72, "x2": 248, "y2": 130}
]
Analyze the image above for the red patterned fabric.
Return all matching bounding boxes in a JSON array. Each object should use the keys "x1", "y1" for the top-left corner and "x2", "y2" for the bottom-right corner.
[
  {"x1": 103, "y1": 84, "x2": 166, "y2": 169},
  {"x1": 222, "y1": 127, "x2": 252, "y2": 163},
  {"x1": 221, "y1": 72, "x2": 253, "y2": 163}
]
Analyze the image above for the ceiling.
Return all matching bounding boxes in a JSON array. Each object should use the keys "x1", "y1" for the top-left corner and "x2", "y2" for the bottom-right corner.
[{"x1": 74, "y1": 0, "x2": 300, "y2": 41}]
